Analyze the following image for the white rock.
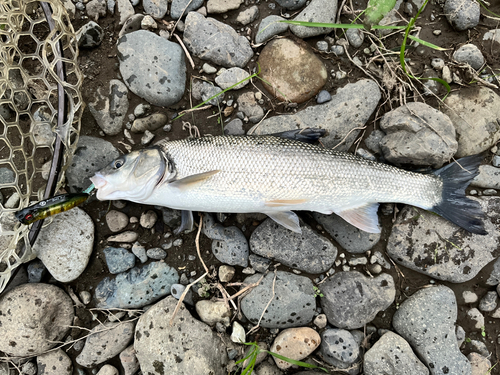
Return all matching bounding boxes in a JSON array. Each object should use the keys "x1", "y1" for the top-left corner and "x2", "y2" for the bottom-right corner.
[
  {"x1": 231, "y1": 321, "x2": 246, "y2": 343},
  {"x1": 140, "y1": 210, "x2": 158, "y2": 229},
  {"x1": 37, "y1": 349, "x2": 73, "y2": 375},
  {"x1": 96, "y1": 365, "x2": 119, "y2": 375},
  {"x1": 106, "y1": 210, "x2": 129, "y2": 232},
  {"x1": 270, "y1": 327, "x2": 321, "y2": 369},
  {"x1": 119, "y1": 346, "x2": 140, "y2": 375},
  {"x1": 107, "y1": 231, "x2": 138, "y2": 243}
]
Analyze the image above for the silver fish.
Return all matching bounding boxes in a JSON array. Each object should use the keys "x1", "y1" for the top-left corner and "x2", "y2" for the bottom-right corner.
[{"x1": 90, "y1": 135, "x2": 486, "y2": 235}]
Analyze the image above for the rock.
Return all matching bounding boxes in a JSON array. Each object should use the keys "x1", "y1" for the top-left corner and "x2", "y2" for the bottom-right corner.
[
  {"x1": 254, "y1": 362, "x2": 284, "y2": 375},
  {"x1": 139, "y1": 210, "x2": 158, "y2": 228},
  {"x1": 0, "y1": 284, "x2": 73, "y2": 357},
  {"x1": 270, "y1": 327, "x2": 321, "y2": 369},
  {"x1": 386, "y1": 197, "x2": 500, "y2": 283},
  {"x1": 207, "y1": 0, "x2": 243, "y2": 13},
  {"x1": 258, "y1": 38, "x2": 327, "y2": 103},
  {"x1": 479, "y1": 291, "x2": 498, "y2": 312},
  {"x1": 469, "y1": 340, "x2": 489, "y2": 357},
  {"x1": 192, "y1": 80, "x2": 224, "y2": 106},
  {"x1": 143, "y1": 0, "x2": 168, "y2": 18},
  {"x1": 444, "y1": 0, "x2": 480, "y2": 31},
  {"x1": 379, "y1": 102, "x2": 458, "y2": 168},
  {"x1": 131, "y1": 113, "x2": 167, "y2": 133},
  {"x1": 76, "y1": 321, "x2": 135, "y2": 367},
  {"x1": 119, "y1": 346, "x2": 140, "y2": 375},
  {"x1": 195, "y1": 300, "x2": 231, "y2": 326},
  {"x1": 203, "y1": 63, "x2": 217, "y2": 74},
  {"x1": 33, "y1": 208, "x2": 93, "y2": 282},
  {"x1": 219, "y1": 265, "x2": 235, "y2": 282},
  {"x1": 132, "y1": 242, "x2": 148, "y2": 263},
  {"x1": 463, "y1": 291, "x2": 478, "y2": 304},
  {"x1": 442, "y1": 86, "x2": 500, "y2": 157},
  {"x1": 250, "y1": 218, "x2": 337, "y2": 274},
  {"x1": 483, "y1": 28, "x2": 500, "y2": 45},
  {"x1": 290, "y1": 0, "x2": 338, "y2": 38},
  {"x1": 107, "y1": 231, "x2": 138, "y2": 243},
  {"x1": 237, "y1": 92, "x2": 264, "y2": 123},
  {"x1": 118, "y1": 14, "x2": 144, "y2": 37},
  {"x1": 146, "y1": 248, "x2": 167, "y2": 260},
  {"x1": 276, "y1": 0, "x2": 306, "y2": 10},
  {"x1": 135, "y1": 296, "x2": 228, "y2": 375},
  {"x1": 319, "y1": 328, "x2": 359, "y2": 369},
  {"x1": 203, "y1": 214, "x2": 249, "y2": 267},
  {"x1": 27, "y1": 259, "x2": 47, "y2": 283},
  {"x1": 456, "y1": 325, "x2": 466, "y2": 348},
  {"x1": 467, "y1": 307, "x2": 484, "y2": 329},
  {"x1": 364, "y1": 331, "x2": 429, "y2": 375},
  {"x1": 116, "y1": 0, "x2": 134, "y2": 24},
  {"x1": 88, "y1": 79, "x2": 129, "y2": 136},
  {"x1": 313, "y1": 213, "x2": 380, "y2": 253},
  {"x1": 241, "y1": 271, "x2": 316, "y2": 328},
  {"x1": 346, "y1": 28, "x2": 364, "y2": 48},
  {"x1": 95, "y1": 261, "x2": 179, "y2": 308},
  {"x1": 106, "y1": 210, "x2": 129, "y2": 232},
  {"x1": 236, "y1": 5, "x2": 259, "y2": 25},
  {"x1": 86, "y1": 0, "x2": 107, "y2": 20},
  {"x1": 215, "y1": 67, "x2": 250, "y2": 90},
  {"x1": 486, "y1": 257, "x2": 500, "y2": 285},
  {"x1": 472, "y1": 165, "x2": 500, "y2": 189},
  {"x1": 249, "y1": 254, "x2": 271, "y2": 273},
  {"x1": 117, "y1": 30, "x2": 186, "y2": 107},
  {"x1": 453, "y1": 44, "x2": 484, "y2": 70},
  {"x1": 76, "y1": 21, "x2": 104, "y2": 48},
  {"x1": 393, "y1": 285, "x2": 471, "y2": 375},
  {"x1": 171, "y1": 0, "x2": 204, "y2": 19},
  {"x1": 103, "y1": 247, "x2": 136, "y2": 274},
  {"x1": 316, "y1": 90, "x2": 331, "y2": 104},
  {"x1": 320, "y1": 271, "x2": 395, "y2": 329},
  {"x1": 183, "y1": 12, "x2": 253, "y2": 68},
  {"x1": 37, "y1": 349, "x2": 73, "y2": 375},
  {"x1": 248, "y1": 79, "x2": 380, "y2": 151},
  {"x1": 224, "y1": 118, "x2": 245, "y2": 135},
  {"x1": 231, "y1": 321, "x2": 246, "y2": 343},
  {"x1": 468, "y1": 353, "x2": 491, "y2": 375},
  {"x1": 80, "y1": 291, "x2": 91, "y2": 305},
  {"x1": 255, "y1": 15, "x2": 289, "y2": 44}
]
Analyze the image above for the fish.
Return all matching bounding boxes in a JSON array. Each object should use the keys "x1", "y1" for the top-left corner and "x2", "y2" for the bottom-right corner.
[
  {"x1": 15, "y1": 193, "x2": 89, "y2": 225},
  {"x1": 90, "y1": 135, "x2": 487, "y2": 235}
]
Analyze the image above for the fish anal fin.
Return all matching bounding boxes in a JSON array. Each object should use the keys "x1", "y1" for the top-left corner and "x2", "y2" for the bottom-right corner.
[
  {"x1": 264, "y1": 211, "x2": 301, "y2": 233},
  {"x1": 170, "y1": 170, "x2": 219, "y2": 191},
  {"x1": 336, "y1": 203, "x2": 380, "y2": 233},
  {"x1": 265, "y1": 199, "x2": 308, "y2": 207}
]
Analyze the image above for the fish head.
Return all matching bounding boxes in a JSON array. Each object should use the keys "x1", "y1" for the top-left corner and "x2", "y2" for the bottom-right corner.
[{"x1": 90, "y1": 147, "x2": 166, "y2": 202}]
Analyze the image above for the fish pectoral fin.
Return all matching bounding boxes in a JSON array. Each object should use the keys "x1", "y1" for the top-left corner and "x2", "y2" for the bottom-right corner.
[
  {"x1": 265, "y1": 199, "x2": 309, "y2": 207},
  {"x1": 263, "y1": 211, "x2": 302, "y2": 233},
  {"x1": 335, "y1": 203, "x2": 381, "y2": 233},
  {"x1": 174, "y1": 210, "x2": 194, "y2": 235},
  {"x1": 169, "y1": 170, "x2": 220, "y2": 191}
]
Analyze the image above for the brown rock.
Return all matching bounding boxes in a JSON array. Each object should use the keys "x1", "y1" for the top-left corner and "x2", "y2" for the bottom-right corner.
[
  {"x1": 258, "y1": 38, "x2": 327, "y2": 103},
  {"x1": 270, "y1": 327, "x2": 321, "y2": 369}
]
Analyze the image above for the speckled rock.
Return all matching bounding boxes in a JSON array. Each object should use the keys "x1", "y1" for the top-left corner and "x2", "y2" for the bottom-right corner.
[
  {"x1": 319, "y1": 328, "x2": 360, "y2": 369},
  {"x1": 37, "y1": 349, "x2": 73, "y2": 375},
  {"x1": 119, "y1": 345, "x2": 140, "y2": 375},
  {"x1": 106, "y1": 210, "x2": 129, "y2": 232},
  {"x1": 215, "y1": 67, "x2": 250, "y2": 90},
  {"x1": 143, "y1": 0, "x2": 168, "y2": 18},
  {"x1": 103, "y1": 247, "x2": 136, "y2": 274},
  {"x1": 290, "y1": 0, "x2": 338, "y2": 38},
  {"x1": 276, "y1": 0, "x2": 306, "y2": 10},
  {"x1": 131, "y1": 113, "x2": 167, "y2": 133},
  {"x1": 270, "y1": 327, "x2": 320, "y2": 370},
  {"x1": 444, "y1": 0, "x2": 480, "y2": 31},
  {"x1": 195, "y1": 300, "x2": 231, "y2": 326},
  {"x1": 171, "y1": 0, "x2": 204, "y2": 19}
]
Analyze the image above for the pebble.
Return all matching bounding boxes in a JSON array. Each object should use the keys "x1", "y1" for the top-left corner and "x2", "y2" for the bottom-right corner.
[
  {"x1": 107, "y1": 231, "x2": 138, "y2": 243},
  {"x1": 143, "y1": 0, "x2": 168, "y2": 18},
  {"x1": 249, "y1": 254, "x2": 271, "y2": 273},
  {"x1": 76, "y1": 21, "x2": 103, "y2": 48},
  {"x1": 183, "y1": 12, "x2": 253, "y2": 68},
  {"x1": 104, "y1": 247, "x2": 136, "y2": 274},
  {"x1": 135, "y1": 296, "x2": 228, "y2": 375},
  {"x1": 37, "y1": 349, "x2": 73, "y2": 375},
  {"x1": 76, "y1": 321, "x2": 135, "y2": 367},
  {"x1": 192, "y1": 79, "x2": 224, "y2": 106},
  {"x1": 364, "y1": 331, "x2": 429, "y2": 375},
  {"x1": 171, "y1": 283, "x2": 193, "y2": 304},
  {"x1": 146, "y1": 247, "x2": 167, "y2": 260},
  {"x1": 270, "y1": 327, "x2": 321, "y2": 369},
  {"x1": 258, "y1": 38, "x2": 327, "y2": 103},
  {"x1": 118, "y1": 14, "x2": 144, "y2": 37},
  {"x1": 237, "y1": 92, "x2": 264, "y2": 123},
  {"x1": 230, "y1": 321, "x2": 246, "y2": 343},
  {"x1": 80, "y1": 291, "x2": 92, "y2": 305},
  {"x1": 241, "y1": 271, "x2": 316, "y2": 328},
  {"x1": 290, "y1": 0, "x2": 338, "y2": 38},
  {"x1": 456, "y1": 325, "x2": 466, "y2": 348},
  {"x1": 453, "y1": 44, "x2": 484, "y2": 70},
  {"x1": 255, "y1": 15, "x2": 289, "y2": 44},
  {"x1": 316, "y1": 90, "x2": 331, "y2": 104},
  {"x1": 215, "y1": 67, "x2": 250, "y2": 90},
  {"x1": 276, "y1": 0, "x2": 306, "y2": 10},
  {"x1": 207, "y1": 0, "x2": 243, "y2": 13},
  {"x1": 467, "y1": 307, "x2": 485, "y2": 329},
  {"x1": 96, "y1": 365, "x2": 118, "y2": 375},
  {"x1": 313, "y1": 314, "x2": 327, "y2": 329},
  {"x1": 94, "y1": 261, "x2": 179, "y2": 308},
  {"x1": 117, "y1": 30, "x2": 186, "y2": 107},
  {"x1": 463, "y1": 290, "x2": 478, "y2": 304},
  {"x1": 171, "y1": 0, "x2": 204, "y2": 19},
  {"x1": 479, "y1": 291, "x2": 498, "y2": 312},
  {"x1": 250, "y1": 218, "x2": 337, "y2": 274},
  {"x1": 33, "y1": 208, "x2": 94, "y2": 282},
  {"x1": 119, "y1": 346, "x2": 140, "y2": 375},
  {"x1": 468, "y1": 353, "x2": 491, "y2": 375},
  {"x1": 27, "y1": 259, "x2": 47, "y2": 283},
  {"x1": 348, "y1": 257, "x2": 368, "y2": 266},
  {"x1": 472, "y1": 165, "x2": 500, "y2": 189},
  {"x1": 139, "y1": 210, "x2": 158, "y2": 229},
  {"x1": 319, "y1": 328, "x2": 359, "y2": 369},
  {"x1": 21, "y1": 362, "x2": 36, "y2": 375},
  {"x1": 131, "y1": 113, "x2": 167, "y2": 133},
  {"x1": 196, "y1": 300, "x2": 231, "y2": 326},
  {"x1": 331, "y1": 45, "x2": 344, "y2": 55},
  {"x1": 224, "y1": 118, "x2": 245, "y2": 135},
  {"x1": 313, "y1": 212, "x2": 380, "y2": 253},
  {"x1": 131, "y1": 242, "x2": 148, "y2": 263},
  {"x1": 116, "y1": 0, "x2": 134, "y2": 24},
  {"x1": 106, "y1": 210, "x2": 129, "y2": 232},
  {"x1": 393, "y1": 285, "x2": 471, "y2": 375},
  {"x1": 320, "y1": 271, "x2": 395, "y2": 329},
  {"x1": 444, "y1": 0, "x2": 480, "y2": 31},
  {"x1": 173, "y1": 238, "x2": 183, "y2": 246},
  {"x1": 88, "y1": 79, "x2": 129, "y2": 136},
  {"x1": 431, "y1": 58, "x2": 445, "y2": 70},
  {"x1": 346, "y1": 28, "x2": 364, "y2": 48},
  {"x1": 470, "y1": 340, "x2": 489, "y2": 357},
  {"x1": 387, "y1": 198, "x2": 500, "y2": 282},
  {"x1": 316, "y1": 40, "x2": 328, "y2": 51},
  {"x1": 219, "y1": 265, "x2": 235, "y2": 282},
  {"x1": 86, "y1": 0, "x2": 107, "y2": 20},
  {"x1": 236, "y1": 5, "x2": 259, "y2": 25},
  {"x1": 0, "y1": 284, "x2": 73, "y2": 357},
  {"x1": 203, "y1": 63, "x2": 217, "y2": 74},
  {"x1": 140, "y1": 130, "x2": 154, "y2": 145}
]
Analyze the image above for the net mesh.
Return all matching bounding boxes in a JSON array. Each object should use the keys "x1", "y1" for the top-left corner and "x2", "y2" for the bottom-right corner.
[{"x1": 0, "y1": 0, "x2": 83, "y2": 292}]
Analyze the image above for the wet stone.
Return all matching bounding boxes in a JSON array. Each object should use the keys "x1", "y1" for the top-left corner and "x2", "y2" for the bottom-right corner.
[{"x1": 103, "y1": 247, "x2": 136, "y2": 274}]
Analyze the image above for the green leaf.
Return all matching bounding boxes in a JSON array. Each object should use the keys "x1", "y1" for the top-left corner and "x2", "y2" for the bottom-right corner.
[
  {"x1": 266, "y1": 351, "x2": 329, "y2": 372},
  {"x1": 364, "y1": 0, "x2": 397, "y2": 26}
]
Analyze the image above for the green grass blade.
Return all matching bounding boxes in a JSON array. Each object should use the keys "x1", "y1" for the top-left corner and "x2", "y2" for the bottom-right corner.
[
  {"x1": 265, "y1": 351, "x2": 329, "y2": 372},
  {"x1": 280, "y1": 20, "x2": 405, "y2": 30},
  {"x1": 478, "y1": 0, "x2": 500, "y2": 18},
  {"x1": 407, "y1": 35, "x2": 449, "y2": 51},
  {"x1": 364, "y1": 0, "x2": 397, "y2": 26}
]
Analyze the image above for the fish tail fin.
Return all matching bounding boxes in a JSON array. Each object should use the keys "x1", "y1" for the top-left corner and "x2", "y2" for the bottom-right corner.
[{"x1": 430, "y1": 154, "x2": 487, "y2": 235}]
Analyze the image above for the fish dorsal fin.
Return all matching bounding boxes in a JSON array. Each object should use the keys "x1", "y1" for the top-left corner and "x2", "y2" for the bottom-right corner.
[
  {"x1": 263, "y1": 211, "x2": 302, "y2": 233},
  {"x1": 265, "y1": 199, "x2": 309, "y2": 207},
  {"x1": 335, "y1": 203, "x2": 381, "y2": 233},
  {"x1": 169, "y1": 170, "x2": 219, "y2": 191}
]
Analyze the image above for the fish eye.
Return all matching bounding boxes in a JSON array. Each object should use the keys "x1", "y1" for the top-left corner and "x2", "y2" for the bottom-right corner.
[
  {"x1": 114, "y1": 159, "x2": 125, "y2": 169},
  {"x1": 25, "y1": 213, "x2": 33, "y2": 221}
]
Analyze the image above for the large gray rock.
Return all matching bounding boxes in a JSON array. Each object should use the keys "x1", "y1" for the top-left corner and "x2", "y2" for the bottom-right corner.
[
  {"x1": 276, "y1": 0, "x2": 306, "y2": 10},
  {"x1": 472, "y1": 165, "x2": 500, "y2": 189},
  {"x1": 134, "y1": 296, "x2": 228, "y2": 375},
  {"x1": 207, "y1": 0, "x2": 243, "y2": 13},
  {"x1": 117, "y1": 30, "x2": 186, "y2": 107},
  {"x1": 364, "y1": 331, "x2": 429, "y2": 375},
  {"x1": 290, "y1": 0, "x2": 338, "y2": 38},
  {"x1": 241, "y1": 271, "x2": 316, "y2": 328},
  {"x1": 0, "y1": 284, "x2": 74, "y2": 357},
  {"x1": 320, "y1": 271, "x2": 395, "y2": 329},
  {"x1": 95, "y1": 261, "x2": 179, "y2": 308},
  {"x1": 387, "y1": 197, "x2": 500, "y2": 283},
  {"x1": 249, "y1": 218, "x2": 337, "y2": 274},
  {"x1": 33, "y1": 208, "x2": 94, "y2": 282},
  {"x1": 313, "y1": 212, "x2": 380, "y2": 253},
  {"x1": 88, "y1": 79, "x2": 129, "y2": 135},
  {"x1": 183, "y1": 12, "x2": 253, "y2": 68},
  {"x1": 171, "y1": 0, "x2": 204, "y2": 19},
  {"x1": 444, "y1": 0, "x2": 480, "y2": 31},
  {"x1": 66, "y1": 136, "x2": 119, "y2": 192},
  {"x1": 143, "y1": 0, "x2": 168, "y2": 18},
  {"x1": 248, "y1": 79, "x2": 381, "y2": 151},
  {"x1": 393, "y1": 285, "x2": 471, "y2": 375},
  {"x1": 379, "y1": 102, "x2": 458, "y2": 168},
  {"x1": 442, "y1": 86, "x2": 500, "y2": 157}
]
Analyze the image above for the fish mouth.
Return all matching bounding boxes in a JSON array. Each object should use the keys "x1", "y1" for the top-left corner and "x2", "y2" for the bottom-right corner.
[{"x1": 90, "y1": 173, "x2": 107, "y2": 191}]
